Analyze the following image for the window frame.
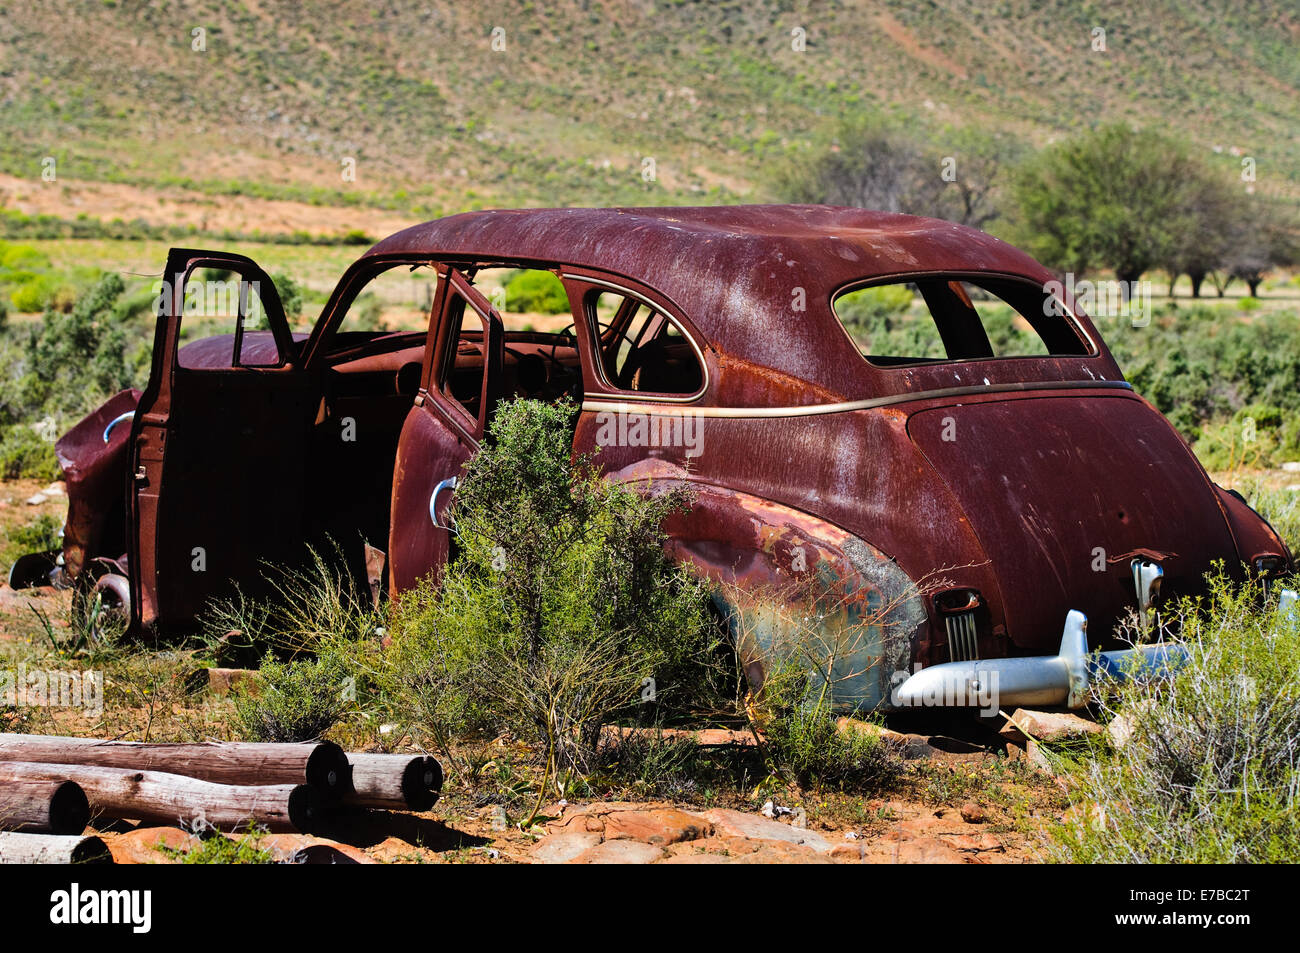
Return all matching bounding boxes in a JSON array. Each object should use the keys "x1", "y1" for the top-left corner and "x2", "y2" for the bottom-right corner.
[
  {"x1": 575, "y1": 275, "x2": 709, "y2": 403},
  {"x1": 829, "y1": 271, "x2": 1100, "y2": 369}
]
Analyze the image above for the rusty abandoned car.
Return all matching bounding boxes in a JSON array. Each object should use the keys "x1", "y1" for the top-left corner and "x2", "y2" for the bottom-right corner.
[{"x1": 11, "y1": 206, "x2": 1293, "y2": 712}]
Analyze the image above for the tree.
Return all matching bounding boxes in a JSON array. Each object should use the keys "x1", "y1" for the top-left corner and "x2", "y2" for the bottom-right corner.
[
  {"x1": 1012, "y1": 124, "x2": 1205, "y2": 287},
  {"x1": 1220, "y1": 195, "x2": 1298, "y2": 297},
  {"x1": 771, "y1": 113, "x2": 1020, "y2": 228}
]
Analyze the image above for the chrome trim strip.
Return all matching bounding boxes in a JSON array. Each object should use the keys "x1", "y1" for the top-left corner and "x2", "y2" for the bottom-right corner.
[{"x1": 582, "y1": 379, "x2": 1132, "y2": 419}]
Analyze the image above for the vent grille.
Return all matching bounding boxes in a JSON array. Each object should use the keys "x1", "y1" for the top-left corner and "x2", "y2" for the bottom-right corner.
[{"x1": 945, "y1": 611, "x2": 979, "y2": 662}]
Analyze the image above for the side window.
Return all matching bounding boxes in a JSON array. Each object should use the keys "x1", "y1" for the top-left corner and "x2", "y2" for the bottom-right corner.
[
  {"x1": 332, "y1": 263, "x2": 437, "y2": 338},
  {"x1": 439, "y1": 293, "x2": 489, "y2": 424},
  {"x1": 471, "y1": 267, "x2": 572, "y2": 332},
  {"x1": 588, "y1": 290, "x2": 703, "y2": 396},
  {"x1": 832, "y1": 277, "x2": 1091, "y2": 366},
  {"x1": 176, "y1": 267, "x2": 283, "y2": 369}
]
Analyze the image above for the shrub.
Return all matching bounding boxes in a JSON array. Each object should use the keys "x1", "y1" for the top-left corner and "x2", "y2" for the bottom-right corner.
[
  {"x1": 505, "y1": 270, "x2": 570, "y2": 314},
  {"x1": 0, "y1": 424, "x2": 60, "y2": 480},
  {"x1": 233, "y1": 649, "x2": 353, "y2": 743},
  {"x1": 18, "y1": 273, "x2": 134, "y2": 419},
  {"x1": 1049, "y1": 574, "x2": 1300, "y2": 862},
  {"x1": 5, "y1": 512, "x2": 62, "y2": 552},
  {"x1": 271, "y1": 271, "x2": 304, "y2": 321},
  {"x1": 381, "y1": 397, "x2": 714, "y2": 776},
  {"x1": 161, "y1": 830, "x2": 277, "y2": 864},
  {"x1": 755, "y1": 661, "x2": 898, "y2": 789}
]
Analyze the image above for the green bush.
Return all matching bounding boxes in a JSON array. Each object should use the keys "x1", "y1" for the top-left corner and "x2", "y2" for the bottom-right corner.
[
  {"x1": 271, "y1": 271, "x2": 304, "y2": 321},
  {"x1": 5, "y1": 512, "x2": 62, "y2": 552},
  {"x1": 380, "y1": 398, "x2": 714, "y2": 774},
  {"x1": 1049, "y1": 575, "x2": 1300, "y2": 862},
  {"x1": 756, "y1": 661, "x2": 898, "y2": 789},
  {"x1": 233, "y1": 650, "x2": 353, "y2": 743},
  {"x1": 505, "y1": 270, "x2": 570, "y2": 314},
  {"x1": 161, "y1": 830, "x2": 277, "y2": 864},
  {"x1": 0, "y1": 425, "x2": 61, "y2": 481},
  {"x1": 17, "y1": 273, "x2": 136, "y2": 420}
]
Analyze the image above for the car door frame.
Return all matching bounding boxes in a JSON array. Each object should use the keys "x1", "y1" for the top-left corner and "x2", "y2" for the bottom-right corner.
[
  {"x1": 387, "y1": 264, "x2": 505, "y2": 593},
  {"x1": 127, "y1": 248, "x2": 305, "y2": 632}
]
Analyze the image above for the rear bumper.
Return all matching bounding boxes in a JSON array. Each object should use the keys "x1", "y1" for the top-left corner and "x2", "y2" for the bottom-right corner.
[{"x1": 890, "y1": 605, "x2": 1211, "y2": 712}]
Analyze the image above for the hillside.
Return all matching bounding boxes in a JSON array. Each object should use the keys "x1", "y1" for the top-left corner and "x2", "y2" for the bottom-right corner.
[{"x1": 0, "y1": 0, "x2": 1298, "y2": 236}]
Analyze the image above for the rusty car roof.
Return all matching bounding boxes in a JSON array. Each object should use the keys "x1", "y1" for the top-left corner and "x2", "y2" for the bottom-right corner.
[{"x1": 363, "y1": 206, "x2": 1107, "y2": 402}]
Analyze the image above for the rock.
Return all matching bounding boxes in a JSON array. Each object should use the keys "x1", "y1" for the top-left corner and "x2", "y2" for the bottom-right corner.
[
  {"x1": 25, "y1": 493, "x2": 46, "y2": 506},
  {"x1": 727, "y1": 841, "x2": 832, "y2": 864},
  {"x1": 43, "y1": 482, "x2": 65, "y2": 496},
  {"x1": 836, "y1": 717, "x2": 935, "y2": 758},
  {"x1": 188, "y1": 667, "x2": 259, "y2": 696},
  {"x1": 532, "y1": 831, "x2": 602, "y2": 864},
  {"x1": 959, "y1": 803, "x2": 987, "y2": 824},
  {"x1": 602, "y1": 808, "x2": 711, "y2": 846},
  {"x1": 567, "y1": 840, "x2": 666, "y2": 864},
  {"x1": 1006, "y1": 709, "x2": 1102, "y2": 742},
  {"x1": 878, "y1": 835, "x2": 973, "y2": 864},
  {"x1": 759, "y1": 799, "x2": 775, "y2": 818},
  {"x1": 1281, "y1": 461, "x2": 1300, "y2": 472},
  {"x1": 107, "y1": 826, "x2": 201, "y2": 864},
  {"x1": 700, "y1": 809, "x2": 833, "y2": 853}
]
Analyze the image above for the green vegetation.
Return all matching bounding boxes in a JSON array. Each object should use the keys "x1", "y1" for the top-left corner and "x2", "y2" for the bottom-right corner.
[
  {"x1": 161, "y1": 830, "x2": 278, "y2": 864},
  {"x1": 233, "y1": 650, "x2": 354, "y2": 743},
  {"x1": 1050, "y1": 574, "x2": 1300, "y2": 863},
  {"x1": 504, "y1": 270, "x2": 569, "y2": 314},
  {"x1": 378, "y1": 398, "x2": 716, "y2": 779},
  {"x1": 1012, "y1": 124, "x2": 1295, "y2": 291},
  {"x1": 757, "y1": 662, "x2": 898, "y2": 790}
]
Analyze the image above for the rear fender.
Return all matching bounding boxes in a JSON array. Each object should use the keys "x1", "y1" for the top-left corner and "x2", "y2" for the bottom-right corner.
[{"x1": 621, "y1": 463, "x2": 927, "y2": 712}]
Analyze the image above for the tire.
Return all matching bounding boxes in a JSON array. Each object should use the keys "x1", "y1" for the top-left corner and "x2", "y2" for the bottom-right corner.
[{"x1": 88, "y1": 573, "x2": 131, "y2": 642}]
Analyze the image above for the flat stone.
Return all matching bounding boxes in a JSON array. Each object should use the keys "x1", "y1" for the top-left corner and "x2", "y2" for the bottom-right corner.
[
  {"x1": 567, "y1": 840, "x2": 666, "y2": 864},
  {"x1": 106, "y1": 826, "x2": 201, "y2": 864},
  {"x1": 256, "y1": 833, "x2": 373, "y2": 864},
  {"x1": 602, "y1": 808, "x2": 711, "y2": 845},
  {"x1": 699, "y1": 809, "x2": 833, "y2": 853},
  {"x1": 1007, "y1": 709, "x2": 1102, "y2": 742},
  {"x1": 531, "y1": 831, "x2": 602, "y2": 864},
  {"x1": 959, "y1": 803, "x2": 987, "y2": 824}
]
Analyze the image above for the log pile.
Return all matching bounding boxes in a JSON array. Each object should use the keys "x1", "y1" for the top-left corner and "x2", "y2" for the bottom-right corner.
[{"x1": 0, "y1": 733, "x2": 443, "y2": 864}]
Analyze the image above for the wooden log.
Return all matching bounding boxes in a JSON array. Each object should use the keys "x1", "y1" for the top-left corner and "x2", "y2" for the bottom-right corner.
[
  {"x1": 0, "y1": 778, "x2": 90, "y2": 834},
  {"x1": 342, "y1": 753, "x2": 443, "y2": 811},
  {"x1": 0, "y1": 831, "x2": 112, "y2": 865},
  {"x1": 0, "y1": 734, "x2": 348, "y2": 796},
  {"x1": 0, "y1": 762, "x2": 327, "y2": 834}
]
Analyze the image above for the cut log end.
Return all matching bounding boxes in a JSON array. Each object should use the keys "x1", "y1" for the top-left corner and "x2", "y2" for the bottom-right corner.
[
  {"x1": 304, "y1": 741, "x2": 350, "y2": 797},
  {"x1": 401, "y1": 757, "x2": 443, "y2": 812},
  {"x1": 287, "y1": 784, "x2": 328, "y2": 834},
  {"x1": 48, "y1": 780, "x2": 91, "y2": 835}
]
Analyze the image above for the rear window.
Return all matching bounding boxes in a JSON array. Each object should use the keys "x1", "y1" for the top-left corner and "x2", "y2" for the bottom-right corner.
[{"x1": 832, "y1": 276, "x2": 1092, "y2": 366}]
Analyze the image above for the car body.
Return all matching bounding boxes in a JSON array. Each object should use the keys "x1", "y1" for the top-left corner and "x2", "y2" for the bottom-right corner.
[{"x1": 16, "y1": 206, "x2": 1292, "y2": 711}]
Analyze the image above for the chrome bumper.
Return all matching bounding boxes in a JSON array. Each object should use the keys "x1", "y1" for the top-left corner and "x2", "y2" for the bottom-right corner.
[{"x1": 890, "y1": 601, "x2": 1240, "y2": 711}]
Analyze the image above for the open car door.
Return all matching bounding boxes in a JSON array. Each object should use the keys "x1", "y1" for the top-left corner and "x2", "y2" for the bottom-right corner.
[
  {"x1": 128, "y1": 249, "x2": 316, "y2": 633},
  {"x1": 388, "y1": 267, "x2": 504, "y2": 593}
]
